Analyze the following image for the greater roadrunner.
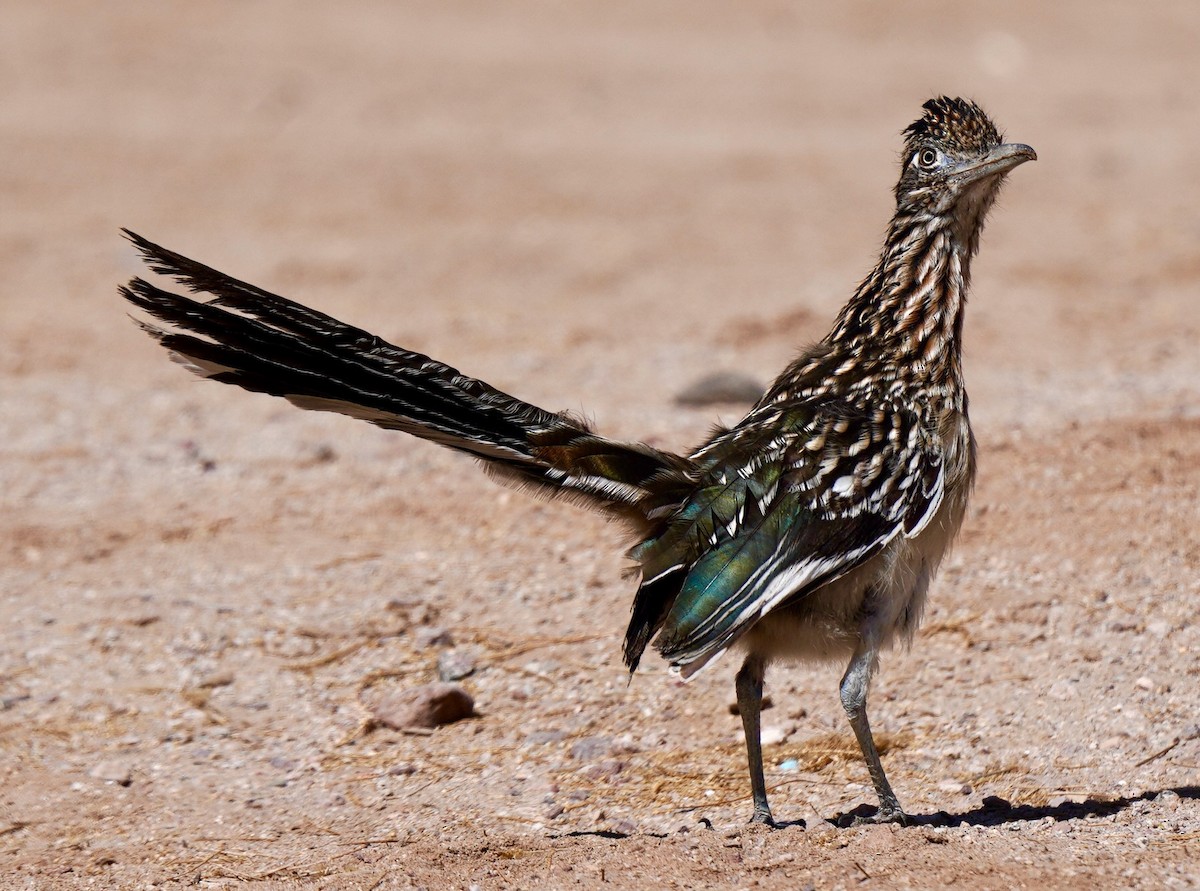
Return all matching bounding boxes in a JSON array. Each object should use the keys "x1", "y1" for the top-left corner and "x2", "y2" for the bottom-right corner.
[{"x1": 122, "y1": 97, "x2": 1034, "y2": 826}]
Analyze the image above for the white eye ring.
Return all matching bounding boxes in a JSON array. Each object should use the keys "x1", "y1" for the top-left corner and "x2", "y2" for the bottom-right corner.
[{"x1": 915, "y1": 147, "x2": 940, "y2": 170}]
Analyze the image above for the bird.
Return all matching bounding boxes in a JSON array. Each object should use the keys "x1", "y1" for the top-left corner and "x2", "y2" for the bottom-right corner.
[{"x1": 121, "y1": 97, "x2": 1034, "y2": 827}]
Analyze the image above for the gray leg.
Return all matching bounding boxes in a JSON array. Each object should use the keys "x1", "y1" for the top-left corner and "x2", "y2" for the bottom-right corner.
[
  {"x1": 736, "y1": 654, "x2": 775, "y2": 826},
  {"x1": 839, "y1": 646, "x2": 906, "y2": 824}
]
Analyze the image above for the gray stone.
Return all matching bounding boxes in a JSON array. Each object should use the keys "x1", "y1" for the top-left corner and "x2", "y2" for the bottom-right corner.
[
  {"x1": 569, "y1": 736, "x2": 612, "y2": 760},
  {"x1": 437, "y1": 648, "x2": 477, "y2": 681},
  {"x1": 675, "y1": 372, "x2": 764, "y2": 407},
  {"x1": 414, "y1": 626, "x2": 454, "y2": 649},
  {"x1": 90, "y1": 759, "x2": 132, "y2": 786}
]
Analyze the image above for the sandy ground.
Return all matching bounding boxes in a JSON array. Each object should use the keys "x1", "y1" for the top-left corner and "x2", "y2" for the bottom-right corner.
[{"x1": 3, "y1": 2, "x2": 1200, "y2": 888}]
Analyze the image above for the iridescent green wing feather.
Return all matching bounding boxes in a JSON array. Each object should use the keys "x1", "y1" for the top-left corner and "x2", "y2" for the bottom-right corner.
[{"x1": 634, "y1": 397, "x2": 945, "y2": 676}]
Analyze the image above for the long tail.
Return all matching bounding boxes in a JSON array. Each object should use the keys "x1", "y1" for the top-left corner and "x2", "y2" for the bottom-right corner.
[{"x1": 120, "y1": 230, "x2": 696, "y2": 522}]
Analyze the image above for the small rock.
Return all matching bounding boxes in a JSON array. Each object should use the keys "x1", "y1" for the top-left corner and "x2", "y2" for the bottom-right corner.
[
  {"x1": 1135, "y1": 676, "x2": 1154, "y2": 691},
  {"x1": 388, "y1": 762, "x2": 418, "y2": 776},
  {"x1": 90, "y1": 760, "x2": 132, "y2": 786},
  {"x1": 387, "y1": 598, "x2": 438, "y2": 626},
  {"x1": 524, "y1": 729, "x2": 567, "y2": 746},
  {"x1": 583, "y1": 760, "x2": 627, "y2": 780},
  {"x1": 570, "y1": 736, "x2": 613, "y2": 760},
  {"x1": 675, "y1": 372, "x2": 764, "y2": 407},
  {"x1": 728, "y1": 695, "x2": 773, "y2": 716},
  {"x1": 198, "y1": 672, "x2": 234, "y2": 689},
  {"x1": 437, "y1": 649, "x2": 477, "y2": 681},
  {"x1": 760, "y1": 725, "x2": 789, "y2": 746},
  {"x1": 1048, "y1": 794, "x2": 1088, "y2": 807},
  {"x1": 311, "y1": 443, "x2": 337, "y2": 463},
  {"x1": 414, "y1": 627, "x2": 454, "y2": 649},
  {"x1": 545, "y1": 804, "x2": 565, "y2": 820},
  {"x1": 372, "y1": 683, "x2": 474, "y2": 730},
  {"x1": 1, "y1": 694, "x2": 30, "y2": 711}
]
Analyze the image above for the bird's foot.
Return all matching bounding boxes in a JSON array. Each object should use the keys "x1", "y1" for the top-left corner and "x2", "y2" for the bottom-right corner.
[
  {"x1": 834, "y1": 803, "x2": 910, "y2": 828},
  {"x1": 852, "y1": 806, "x2": 909, "y2": 827},
  {"x1": 749, "y1": 808, "x2": 777, "y2": 829}
]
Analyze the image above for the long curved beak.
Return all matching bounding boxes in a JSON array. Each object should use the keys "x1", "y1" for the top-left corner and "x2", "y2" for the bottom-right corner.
[{"x1": 954, "y1": 143, "x2": 1037, "y2": 185}]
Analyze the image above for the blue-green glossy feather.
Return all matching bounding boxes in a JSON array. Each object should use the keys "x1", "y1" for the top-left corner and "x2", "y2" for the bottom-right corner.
[{"x1": 656, "y1": 499, "x2": 797, "y2": 651}]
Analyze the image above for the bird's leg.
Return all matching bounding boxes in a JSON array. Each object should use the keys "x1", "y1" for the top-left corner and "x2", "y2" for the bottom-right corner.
[
  {"x1": 735, "y1": 654, "x2": 775, "y2": 826},
  {"x1": 839, "y1": 645, "x2": 907, "y2": 825}
]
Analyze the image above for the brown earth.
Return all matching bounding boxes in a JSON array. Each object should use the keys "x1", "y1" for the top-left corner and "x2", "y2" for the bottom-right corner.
[{"x1": 3, "y1": 2, "x2": 1200, "y2": 888}]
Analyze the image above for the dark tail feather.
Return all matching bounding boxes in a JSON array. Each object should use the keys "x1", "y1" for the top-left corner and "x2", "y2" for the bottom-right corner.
[
  {"x1": 622, "y1": 566, "x2": 686, "y2": 672},
  {"x1": 121, "y1": 231, "x2": 695, "y2": 518}
]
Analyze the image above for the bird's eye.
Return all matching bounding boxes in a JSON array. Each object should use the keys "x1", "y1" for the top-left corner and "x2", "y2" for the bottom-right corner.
[{"x1": 915, "y1": 148, "x2": 940, "y2": 170}]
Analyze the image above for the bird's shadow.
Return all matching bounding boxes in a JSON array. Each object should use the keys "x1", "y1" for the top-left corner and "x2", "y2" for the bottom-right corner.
[
  {"x1": 550, "y1": 787, "x2": 1197, "y2": 841},
  {"x1": 833, "y1": 785, "x2": 1200, "y2": 829}
]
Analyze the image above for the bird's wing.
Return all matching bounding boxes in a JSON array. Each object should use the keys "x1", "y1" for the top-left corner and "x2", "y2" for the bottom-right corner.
[{"x1": 646, "y1": 398, "x2": 945, "y2": 676}]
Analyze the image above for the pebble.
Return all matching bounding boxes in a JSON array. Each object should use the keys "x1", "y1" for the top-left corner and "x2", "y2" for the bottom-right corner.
[
  {"x1": 675, "y1": 372, "x2": 764, "y2": 406},
  {"x1": 414, "y1": 627, "x2": 454, "y2": 650},
  {"x1": 198, "y1": 672, "x2": 234, "y2": 689},
  {"x1": 90, "y1": 759, "x2": 133, "y2": 786},
  {"x1": 371, "y1": 683, "x2": 474, "y2": 730},
  {"x1": 760, "y1": 725, "x2": 789, "y2": 746},
  {"x1": 437, "y1": 649, "x2": 477, "y2": 681},
  {"x1": 570, "y1": 736, "x2": 613, "y2": 760},
  {"x1": 1135, "y1": 677, "x2": 1154, "y2": 691},
  {"x1": 1047, "y1": 794, "x2": 1087, "y2": 807},
  {"x1": 582, "y1": 760, "x2": 626, "y2": 780},
  {"x1": 938, "y1": 780, "x2": 973, "y2": 795},
  {"x1": 728, "y1": 695, "x2": 773, "y2": 716}
]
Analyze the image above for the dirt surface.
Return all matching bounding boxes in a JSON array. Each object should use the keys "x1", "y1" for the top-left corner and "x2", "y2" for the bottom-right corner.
[{"x1": 3, "y1": 3, "x2": 1200, "y2": 888}]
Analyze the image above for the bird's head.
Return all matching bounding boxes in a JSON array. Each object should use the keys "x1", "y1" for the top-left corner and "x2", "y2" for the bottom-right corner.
[{"x1": 895, "y1": 97, "x2": 1035, "y2": 233}]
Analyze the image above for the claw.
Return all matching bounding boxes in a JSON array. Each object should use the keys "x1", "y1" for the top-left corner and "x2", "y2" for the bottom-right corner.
[
  {"x1": 835, "y1": 803, "x2": 910, "y2": 828},
  {"x1": 749, "y1": 809, "x2": 777, "y2": 828},
  {"x1": 851, "y1": 807, "x2": 909, "y2": 827}
]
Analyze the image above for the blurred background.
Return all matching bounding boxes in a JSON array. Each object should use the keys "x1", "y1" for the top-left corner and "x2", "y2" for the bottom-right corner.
[{"x1": 4, "y1": 1, "x2": 1198, "y2": 434}]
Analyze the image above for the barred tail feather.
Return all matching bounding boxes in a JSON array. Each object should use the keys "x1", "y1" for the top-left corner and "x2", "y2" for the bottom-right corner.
[{"x1": 121, "y1": 231, "x2": 694, "y2": 519}]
